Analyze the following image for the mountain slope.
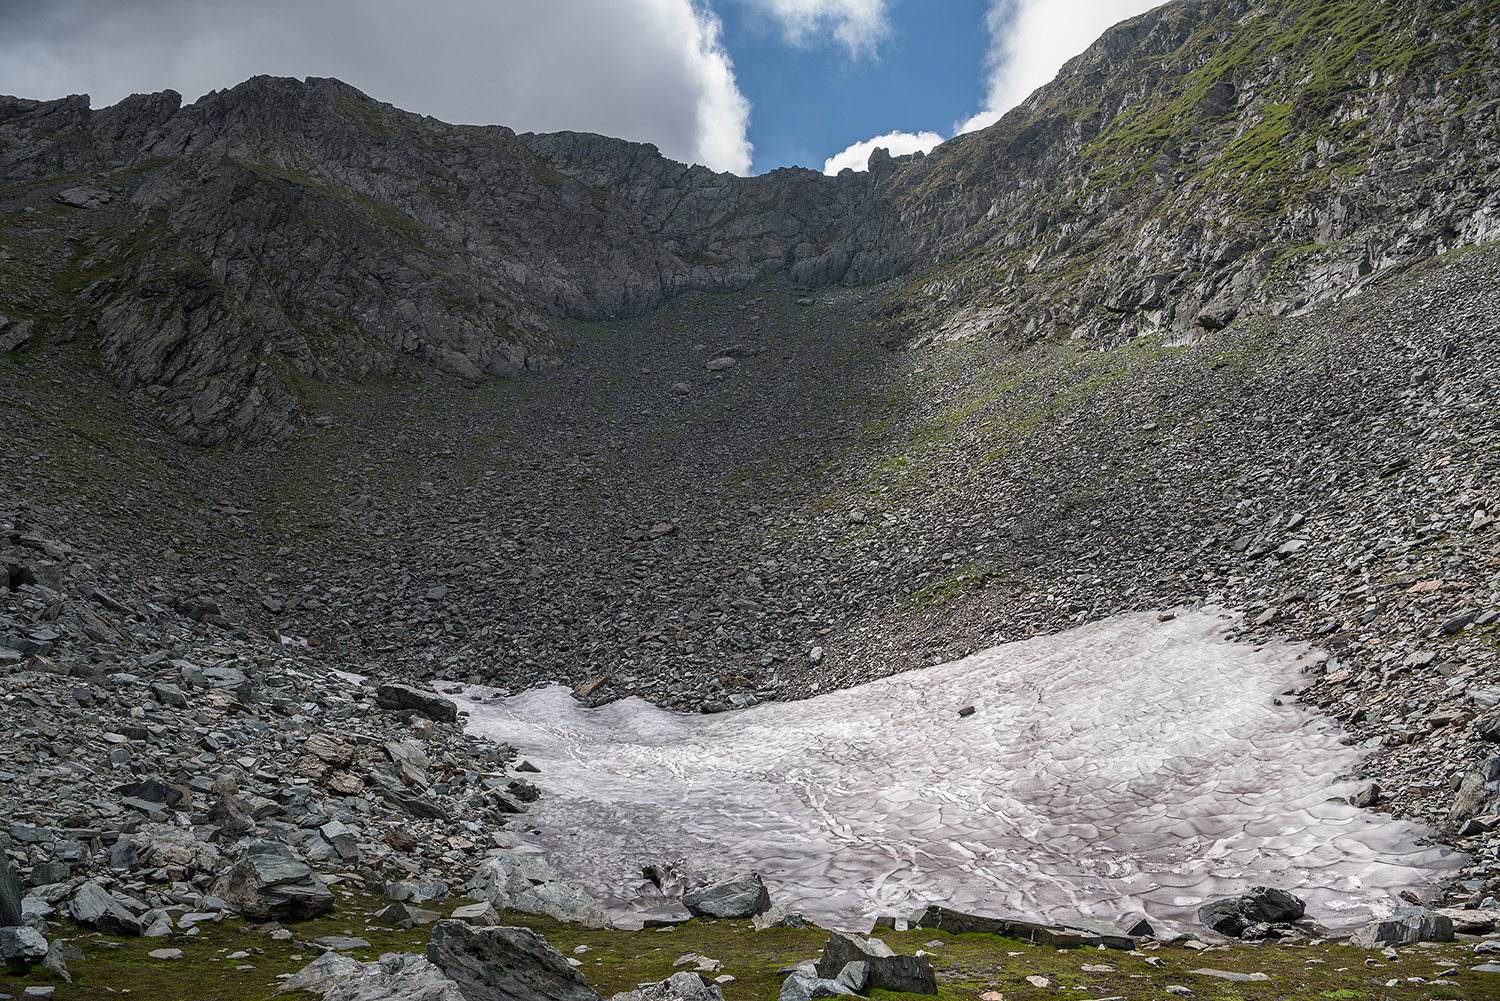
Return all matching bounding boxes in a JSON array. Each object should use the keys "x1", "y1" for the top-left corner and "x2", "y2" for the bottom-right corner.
[{"x1": 3, "y1": 0, "x2": 1498, "y2": 445}]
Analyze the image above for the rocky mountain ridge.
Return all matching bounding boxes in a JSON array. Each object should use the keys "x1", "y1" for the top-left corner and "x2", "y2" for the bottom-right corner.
[{"x1": 3, "y1": 0, "x2": 1499, "y2": 445}]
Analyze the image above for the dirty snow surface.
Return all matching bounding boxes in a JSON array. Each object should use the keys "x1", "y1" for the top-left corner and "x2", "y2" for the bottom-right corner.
[{"x1": 455, "y1": 610, "x2": 1460, "y2": 933}]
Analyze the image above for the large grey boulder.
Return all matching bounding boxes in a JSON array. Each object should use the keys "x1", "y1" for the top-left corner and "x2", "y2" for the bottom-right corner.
[
  {"x1": 376, "y1": 683, "x2": 458, "y2": 722},
  {"x1": 0, "y1": 854, "x2": 22, "y2": 926},
  {"x1": 1197, "y1": 886, "x2": 1305, "y2": 938},
  {"x1": 0, "y1": 925, "x2": 49, "y2": 964},
  {"x1": 426, "y1": 920, "x2": 604, "y2": 1001},
  {"x1": 210, "y1": 839, "x2": 335, "y2": 921},
  {"x1": 68, "y1": 881, "x2": 144, "y2": 935},
  {"x1": 323, "y1": 953, "x2": 465, "y2": 1001},
  {"x1": 813, "y1": 930, "x2": 935, "y2": 994},
  {"x1": 466, "y1": 855, "x2": 610, "y2": 928},
  {"x1": 1349, "y1": 906, "x2": 1455, "y2": 949},
  {"x1": 681, "y1": 871, "x2": 771, "y2": 919},
  {"x1": 277, "y1": 951, "x2": 366, "y2": 994},
  {"x1": 779, "y1": 961, "x2": 868, "y2": 1001},
  {"x1": 612, "y1": 971, "x2": 723, "y2": 1001}
]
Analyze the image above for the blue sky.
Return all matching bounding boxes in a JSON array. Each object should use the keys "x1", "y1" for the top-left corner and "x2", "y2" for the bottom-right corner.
[
  {"x1": 0, "y1": 0, "x2": 1161, "y2": 176},
  {"x1": 717, "y1": 0, "x2": 995, "y2": 173}
]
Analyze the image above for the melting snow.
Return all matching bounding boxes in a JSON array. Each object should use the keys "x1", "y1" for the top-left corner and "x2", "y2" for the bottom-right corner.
[{"x1": 455, "y1": 610, "x2": 1460, "y2": 933}]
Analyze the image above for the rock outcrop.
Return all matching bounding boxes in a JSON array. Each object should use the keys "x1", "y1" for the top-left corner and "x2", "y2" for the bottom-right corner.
[{"x1": 1, "y1": 0, "x2": 1495, "y2": 446}]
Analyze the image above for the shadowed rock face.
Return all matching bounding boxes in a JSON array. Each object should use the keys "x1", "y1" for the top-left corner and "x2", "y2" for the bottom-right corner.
[{"x1": 1, "y1": 0, "x2": 1496, "y2": 445}]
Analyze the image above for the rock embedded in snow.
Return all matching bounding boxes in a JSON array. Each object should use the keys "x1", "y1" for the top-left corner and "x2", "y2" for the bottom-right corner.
[
  {"x1": 682, "y1": 871, "x2": 772, "y2": 919},
  {"x1": 1197, "y1": 887, "x2": 1305, "y2": 938}
]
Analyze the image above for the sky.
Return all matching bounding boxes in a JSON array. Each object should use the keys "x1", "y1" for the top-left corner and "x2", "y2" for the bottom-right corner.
[{"x1": 0, "y1": 0, "x2": 1161, "y2": 176}]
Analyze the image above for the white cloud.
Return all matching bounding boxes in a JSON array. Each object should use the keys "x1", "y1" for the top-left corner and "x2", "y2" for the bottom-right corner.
[
  {"x1": 738, "y1": 0, "x2": 891, "y2": 59},
  {"x1": 823, "y1": 129, "x2": 943, "y2": 175},
  {"x1": 956, "y1": 0, "x2": 1160, "y2": 135},
  {"x1": 0, "y1": 0, "x2": 754, "y2": 174}
]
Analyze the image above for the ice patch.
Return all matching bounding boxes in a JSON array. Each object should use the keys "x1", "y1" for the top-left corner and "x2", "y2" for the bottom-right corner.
[{"x1": 456, "y1": 610, "x2": 1461, "y2": 933}]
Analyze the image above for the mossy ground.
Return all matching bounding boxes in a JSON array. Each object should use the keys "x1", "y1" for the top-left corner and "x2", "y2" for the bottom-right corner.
[{"x1": 3, "y1": 890, "x2": 1492, "y2": 1001}]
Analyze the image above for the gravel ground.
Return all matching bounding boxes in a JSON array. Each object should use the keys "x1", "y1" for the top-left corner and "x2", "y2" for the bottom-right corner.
[{"x1": 3, "y1": 240, "x2": 1499, "y2": 912}]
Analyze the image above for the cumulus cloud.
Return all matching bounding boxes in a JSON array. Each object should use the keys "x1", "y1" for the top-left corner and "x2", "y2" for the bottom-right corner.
[
  {"x1": 738, "y1": 0, "x2": 891, "y2": 59},
  {"x1": 822, "y1": 129, "x2": 943, "y2": 175},
  {"x1": 956, "y1": 0, "x2": 1159, "y2": 135},
  {"x1": 0, "y1": 0, "x2": 754, "y2": 174}
]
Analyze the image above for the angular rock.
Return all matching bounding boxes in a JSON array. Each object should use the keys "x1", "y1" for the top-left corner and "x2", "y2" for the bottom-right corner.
[
  {"x1": 426, "y1": 920, "x2": 604, "y2": 1001},
  {"x1": 466, "y1": 855, "x2": 610, "y2": 928},
  {"x1": 209, "y1": 839, "x2": 335, "y2": 922},
  {"x1": 375, "y1": 683, "x2": 458, "y2": 722},
  {"x1": 323, "y1": 953, "x2": 466, "y2": 1001},
  {"x1": 450, "y1": 902, "x2": 502, "y2": 925},
  {"x1": 0, "y1": 925, "x2": 49, "y2": 964},
  {"x1": 1, "y1": 854, "x2": 24, "y2": 926},
  {"x1": 277, "y1": 951, "x2": 366, "y2": 994},
  {"x1": 681, "y1": 871, "x2": 771, "y2": 919},
  {"x1": 1197, "y1": 887, "x2": 1305, "y2": 938},
  {"x1": 612, "y1": 971, "x2": 723, "y2": 1001},
  {"x1": 69, "y1": 881, "x2": 143, "y2": 935},
  {"x1": 752, "y1": 904, "x2": 806, "y2": 930},
  {"x1": 1349, "y1": 906, "x2": 1455, "y2": 949},
  {"x1": 813, "y1": 930, "x2": 936, "y2": 994}
]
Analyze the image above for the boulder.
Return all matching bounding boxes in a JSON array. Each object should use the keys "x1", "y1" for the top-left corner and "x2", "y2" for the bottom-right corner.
[
  {"x1": 426, "y1": 920, "x2": 604, "y2": 1001},
  {"x1": 1349, "y1": 906, "x2": 1455, "y2": 949},
  {"x1": 466, "y1": 855, "x2": 610, "y2": 928},
  {"x1": 612, "y1": 971, "x2": 723, "y2": 1001},
  {"x1": 0, "y1": 925, "x2": 49, "y2": 964},
  {"x1": 682, "y1": 871, "x2": 771, "y2": 919},
  {"x1": 1, "y1": 854, "x2": 24, "y2": 926},
  {"x1": 1197, "y1": 887, "x2": 1305, "y2": 938},
  {"x1": 68, "y1": 881, "x2": 143, "y2": 935},
  {"x1": 778, "y1": 961, "x2": 869, "y2": 1001},
  {"x1": 277, "y1": 951, "x2": 365, "y2": 995},
  {"x1": 813, "y1": 930, "x2": 936, "y2": 994},
  {"x1": 753, "y1": 904, "x2": 807, "y2": 930},
  {"x1": 375, "y1": 683, "x2": 458, "y2": 722},
  {"x1": 323, "y1": 953, "x2": 466, "y2": 1001},
  {"x1": 210, "y1": 839, "x2": 335, "y2": 921}
]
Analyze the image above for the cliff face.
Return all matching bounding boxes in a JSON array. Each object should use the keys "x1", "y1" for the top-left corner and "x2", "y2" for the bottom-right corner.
[
  {"x1": 856, "y1": 0, "x2": 1500, "y2": 345},
  {"x1": 1, "y1": 0, "x2": 1497, "y2": 445}
]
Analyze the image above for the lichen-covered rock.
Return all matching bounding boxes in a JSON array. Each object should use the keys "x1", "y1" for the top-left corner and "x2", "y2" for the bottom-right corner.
[
  {"x1": 466, "y1": 855, "x2": 610, "y2": 928},
  {"x1": 426, "y1": 920, "x2": 603, "y2": 1001}
]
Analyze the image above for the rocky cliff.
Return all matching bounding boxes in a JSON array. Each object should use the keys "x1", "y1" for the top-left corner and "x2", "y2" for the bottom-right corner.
[{"x1": 1, "y1": 0, "x2": 1497, "y2": 445}]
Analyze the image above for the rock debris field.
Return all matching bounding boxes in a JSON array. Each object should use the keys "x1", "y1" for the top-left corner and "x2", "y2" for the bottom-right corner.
[{"x1": 3, "y1": 234, "x2": 1500, "y2": 992}]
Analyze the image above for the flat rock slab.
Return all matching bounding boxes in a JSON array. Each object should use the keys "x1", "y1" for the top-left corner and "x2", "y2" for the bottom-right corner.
[
  {"x1": 376, "y1": 683, "x2": 458, "y2": 722},
  {"x1": 1190, "y1": 968, "x2": 1270, "y2": 982},
  {"x1": 0, "y1": 853, "x2": 23, "y2": 926}
]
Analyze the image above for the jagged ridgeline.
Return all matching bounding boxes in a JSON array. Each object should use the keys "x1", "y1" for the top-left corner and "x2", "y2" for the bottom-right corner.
[{"x1": 1, "y1": 0, "x2": 1496, "y2": 446}]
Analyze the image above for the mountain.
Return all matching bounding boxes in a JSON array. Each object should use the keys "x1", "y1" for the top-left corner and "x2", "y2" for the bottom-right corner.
[{"x1": 2, "y1": 0, "x2": 1496, "y2": 445}]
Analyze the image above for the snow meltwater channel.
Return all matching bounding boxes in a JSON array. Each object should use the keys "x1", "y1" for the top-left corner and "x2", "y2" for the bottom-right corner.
[{"x1": 451, "y1": 610, "x2": 1461, "y2": 934}]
